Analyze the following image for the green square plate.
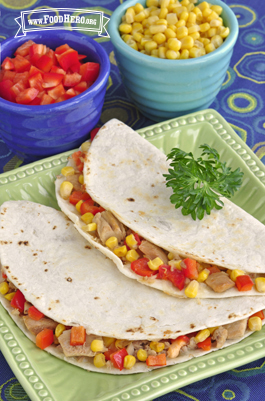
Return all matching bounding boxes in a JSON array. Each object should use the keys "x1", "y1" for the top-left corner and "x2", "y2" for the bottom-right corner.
[{"x1": 0, "y1": 109, "x2": 265, "y2": 401}]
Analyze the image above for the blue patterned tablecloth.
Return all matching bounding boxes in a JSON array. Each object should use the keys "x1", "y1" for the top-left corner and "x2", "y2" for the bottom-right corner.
[{"x1": 0, "y1": 0, "x2": 265, "y2": 400}]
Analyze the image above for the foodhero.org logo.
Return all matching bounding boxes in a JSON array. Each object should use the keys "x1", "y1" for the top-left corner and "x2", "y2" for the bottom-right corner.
[{"x1": 15, "y1": 8, "x2": 109, "y2": 37}]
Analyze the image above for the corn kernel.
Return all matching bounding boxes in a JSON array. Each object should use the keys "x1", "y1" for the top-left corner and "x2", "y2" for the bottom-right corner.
[
  {"x1": 179, "y1": 49, "x2": 189, "y2": 59},
  {"x1": 185, "y1": 280, "x2": 199, "y2": 298},
  {"x1": 78, "y1": 175, "x2": 84, "y2": 185},
  {"x1": 161, "y1": 0, "x2": 170, "y2": 7},
  {"x1": 165, "y1": 27, "x2": 177, "y2": 39},
  {"x1": 75, "y1": 200, "x2": 83, "y2": 213},
  {"x1": 211, "y1": 5, "x2": 223, "y2": 15},
  {"x1": 113, "y1": 245, "x2": 128, "y2": 258},
  {"x1": 105, "y1": 236, "x2": 118, "y2": 250},
  {"x1": 176, "y1": 19, "x2": 186, "y2": 28},
  {"x1": 55, "y1": 324, "x2": 66, "y2": 338},
  {"x1": 134, "y1": 2, "x2": 144, "y2": 13},
  {"x1": 126, "y1": 234, "x2": 138, "y2": 249},
  {"x1": 134, "y1": 11, "x2": 146, "y2": 22},
  {"x1": 168, "y1": 252, "x2": 175, "y2": 260},
  {"x1": 60, "y1": 181, "x2": 73, "y2": 200},
  {"x1": 148, "y1": 257, "x2": 164, "y2": 270},
  {"x1": 158, "y1": 46, "x2": 167, "y2": 58},
  {"x1": 197, "y1": 268, "x2": 210, "y2": 282},
  {"x1": 167, "y1": 13, "x2": 178, "y2": 25},
  {"x1": 207, "y1": 27, "x2": 217, "y2": 37},
  {"x1": 220, "y1": 26, "x2": 230, "y2": 38},
  {"x1": 133, "y1": 31, "x2": 143, "y2": 42},
  {"x1": 153, "y1": 32, "x2": 167, "y2": 44},
  {"x1": 166, "y1": 49, "x2": 179, "y2": 59},
  {"x1": 146, "y1": 0, "x2": 159, "y2": 6},
  {"x1": 159, "y1": 7, "x2": 168, "y2": 19},
  {"x1": 119, "y1": 23, "x2": 132, "y2": 34},
  {"x1": 103, "y1": 337, "x2": 116, "y2": 347},
  {"x1": 205, "y1": 42, "x2": 215, "y2": 53},
  {"x1": 80, "y1": 141, "x2": 91, "y2": 152},
  {"x1": 195, "y1": 328, "x2": 210, "y2": 343},
  {"x1": 122, "y1": 33, "x2": 133, "y2": 43},
  {"x1": 209, "y1": 326, "x2": 219, "y2": 334},
  {"x1": 4, "y1": 292, "x2": 16, "y2": 301},
  {"x1": 132, "y1": 22, "x2": 144, "y2": 32},
  {"x1": 81, "y1": 212, "x2": 94, "y2": 225},
  {"x1": 168, "y1": 260, "x2": 182, "y2": 270},
  {"x1": 189, "y1": 31, "x2": 200, "y2": 40},
  {"x1": 255, "y1": 277, "x2": 265, "y2": 293},
  {"x1": 248, "y1": 316, "x2": 262, "y2": 331},
  {"x1": 168, "y1": 37, "x2": 181, "y2": 51},
  {"x1": 91, "y1": 339, "x2": 105, "y2": 352},
  {"x1": 85, "y1": 223, "x2": 97, "y2": 232},
  {"x1": 126, "y1": 249, "x2": 140, "y2": 262},
  {"x1": 124, "y1": 355, "x2": 136, "y2": 369},
  {"x1": 176, "y1": 26, "x2": 188, "y2": 39},
  {"x1": 145, "y1": 40, "x2": 158, "y2": 53},
  {"x1": 61, "y1": 166, "x2": 75, "y2": 177},
  {"x1": 230, "y1": 269, "x2": 245, "y2": 282},
  {"x1": 150, "y1": 341, "x2": 165, "y2": 352},
  {"x1": 149, "y1": 24, "x2": 166, "y2": 34},
  {"x1": 137, "y1": 349, "x2": 148, "y2": 361},
  {"x1": 94, "y1": 353, "x2": 106, "y2": 368},
  {"x1": 0, "y1": 282, "x2": 9, "y2": 295},
  {"x1": 198, "y1": 1, "x2": 210, "y2": 11},
  {"x1": 126, "y1": 7, "x2": 135, "y2": 24},
  {"x1": 127, "y1": 39, "x2": 139, "y2": 51},
  {"x1": 180, "y1": 35, "x2": 194, "y2": 49}
]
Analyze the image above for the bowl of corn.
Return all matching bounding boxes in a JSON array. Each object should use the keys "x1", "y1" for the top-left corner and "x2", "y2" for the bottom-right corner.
[{"x1": 108, "y1": 0, "x2": 238, "y2": 121}]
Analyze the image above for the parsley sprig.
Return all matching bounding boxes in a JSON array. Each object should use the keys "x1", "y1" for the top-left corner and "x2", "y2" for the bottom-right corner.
[{"x1": 164, "y1": 144, "x2": 243, "y2": 220}]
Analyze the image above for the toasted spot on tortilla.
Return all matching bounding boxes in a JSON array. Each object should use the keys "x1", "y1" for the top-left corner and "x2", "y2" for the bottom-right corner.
[
  {"x1": 163, "y1": 330, "x2": 173, "y2": 335},
  {"x1": 139, "y1": 211, "x2": 145, "y2": 216},
  {"x1": 53, "y1": 226, "x2": 57, "y2": 230},
  {"x1": 94, "y1": 297, "x2": 100, "y2": 300},
  {"x1": 21, "y1": 230, "x2": 24, "y2": 233},
  {"x1": 56, "y1": 300, "x2": 60, "y2": 303},
  {"x1": 85, "y1": 245, "x2": 91, "y2": 249},
  {"x1": 18, "y1": 241, "x2": 29, "y2": 246},
  {"x1": 228, "y1": 313, "x2": 237, "y2": 319},
  {"x1": 154, "y1": 196, "x2": 158, "y2": 199},
  {"x1": 151, "y1": 184, "x2": 155, "y2": 187},
  {"x1": 4, "y1": 266, "x2": 9, "y2": 269},
  {"x1": 33, "y1": 253, "x2": 37, "y2": 256},
  {"x1": 150, "y1": 317, "x2": 157, "y2": 321},
  {"x1": 36, "y1": 297, "x2": 40, "y2": 299},
  {"x1": 190, "y1": 324, "x2": 196, "y2": 329},
  {"x1": 44, "y1": 269, "x2": 48, "y2": 272},
  {"x1": 48, "y1": 308, "x2": 51, "y2": 310},
  {"x1": 0, "y1": 241, "x2": 9, "y2": 245},
  {"x1": 43, "y1": 262, "x2": 47, "y2": 265},
  {"x1": 127, "y1": 198, "x2": 135, "y2": 202},
  {"x1": 111, "y1": 164, "x2": 116, "y2": 166},
  {"x1": 66, "y1": 277, "x2": 72, "y2": 282}
]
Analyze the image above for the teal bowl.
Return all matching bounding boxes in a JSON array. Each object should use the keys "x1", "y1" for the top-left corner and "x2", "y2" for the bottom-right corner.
[{"x1": 109, "y1": 0, "x2": 238, "y2": 122}]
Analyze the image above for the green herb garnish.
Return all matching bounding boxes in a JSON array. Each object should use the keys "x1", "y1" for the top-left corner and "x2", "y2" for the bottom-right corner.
[{"x1": 164, "y1": 144, "x2": 243, "y2": 221}]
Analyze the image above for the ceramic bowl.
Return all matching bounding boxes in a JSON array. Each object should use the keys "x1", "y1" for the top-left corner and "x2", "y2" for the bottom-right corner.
[
  {"x1": 109, "y1": 0, "x2": 238, "y2": 122},
  {"x1": 0, "y1": 31, "x2": 110, "y2": 162}
]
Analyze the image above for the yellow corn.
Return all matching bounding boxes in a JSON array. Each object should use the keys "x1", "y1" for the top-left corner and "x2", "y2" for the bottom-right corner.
[
  {"x1": 199, "y1": 22, "x2": 210, "y2": 32},
  {"x1": 113, "y1": 245, "x2": 127, "y2": 258},
  {"x1": 205, "y1": 42, "x2": 215, "y2": 53},
  {"x1": 180, "y1": 36, "x2": 194, "y2": 49},
  {"x1": 103, "y1": 337, "x2": 116, "y2": 347},
  {"x1": 166, "y1": 49, "x2": 179, "y2": 59},
  {"x1": 248, "y1": 316, "x2": 262, "y2": 331},
  {"x1": 159, "y1": 7, "x2": 168, "y2": 19},
  {"x1": 176, "y1": 19, "x2": 186, "y2": 28},
  {"x1": 134, "y1": 2, "x2": 144, "y2": 13},
  {"x1": 126, "y1": 7, "x2": 135, "y2": 24},
  {"x1": 209, "y1": 326, "x2": 219, "y2": 334},
  {"x1": 149, "y1": 24, "x2": 167, "y2": 34},
  {"x1": 146, "y1": 0, "x2": 159, "y2": 6},
  {"x1": 168, "y1": 260, "x2": 182, "y2": 270},
  {"x1": 179, "y1": 49, "x2": 190, "y2": 59},
  {"x1": 115, "y1": 339, "x2": 130, "y2": 349},
  {"x1": 78, "y1": 175, "x2": 84, "y2": 185},
  {"x1": 148, "y1": 257, "x2": 163, "y2": 270},
  {"x1": 211, "y1": 5, "x2": 223, "y2": 15},
  {"x1": 134, "y1": 11, "x2": 146, "y2": 22},
  {"x1": 119, "y1": 23, "x2": 132, "y2": 34},
  {"x1": 220, "y1": 26, "x2": 230, "y2": 38},
  {"x1": 125, "y1": 234, "x2": 138, "y2": 249},
  {"x1": 75, "y1": 200, "x2": 83, "y2": 213},
  {"x1": 60, "y1": 181, "x2": 73, "y2": 200},
  {"x1": 168, "y1": 37, "x2": 181, "y2": 51},
  {"x1": 105, "y1": 236, "x2": 118, "y2": 250},
  {"x1": 137, "y1": 349, "x2": 148, "y2": 361},
  {"x1": 158, "y1": 46, "x2": 167, "y2": 58},
  {"x1": 168, "y1": 252, "x2": 175, "y2": 260},
  {"x1": 185, "y1": 280, "x2": 199, "y2": 298},
  {"x1": 91, "y1": 339, "x2": 105, "y2": 352},
  {"x1": 0, "y1": 282, "x2": 9, "y2": 295},
  {"x1": 165, "y1": 27, "x2": 177, "y2": 39},
  {"x1": 144, "y1": 40, "x2": 158, "y2": 53},
  {"x1": 176, "y1": 26, "x2": 188, "y2": 39},
  {"x1": 93, "y1": 353, "x2": 106, "y2": 368},
  {"x1": 124, "y1": 355, "x2": 136, "y2": 369},
  {"x1": 61, "y1": 166, "x2": 75, "y2": 177},
  {"x1": 230, "y1": 269, "x2": 245, "y2": 282},
  {"x1": 179, "y1": 11, "x2": 189, "y2": 21},
  {"x1": 55, "y1": 324, "x2": 66, "y2": 338},
  {"x1": 153, "y1": 32, "x2": 166, "y2": 44},
  {"x1": 4, "y1": 292, "x2": 16, "y2": 301},
  {"x1": 255, "y1": 278, "x2": 265, "y2": 293},
  {"x1": 150, "y1": 341, "x2": 165, "y2": 352},
  {"x1": 81, "y1": 212, "x2": 94, "y2": 225},
  {"x1": 167, "y1": 13, "x2": 178, "y2": 25},
  {"x1": 198, "y1": 1, "x2": 210, "y2": 11},
  {"x1": 195, "y1": 328, "x2": 210, "y2": 343},
  {"x1": 126, "y1": 249, "x2": 140, "y2": 262},
  {"x1": 85, "y1": 223, "x2": 97, "y2": 232},
  {"x1": 80, "y1": 141, "x2": 91, "y2": 152},
  {"x1": 197, "y1": 268, "x2": 210, "y2": 282}
]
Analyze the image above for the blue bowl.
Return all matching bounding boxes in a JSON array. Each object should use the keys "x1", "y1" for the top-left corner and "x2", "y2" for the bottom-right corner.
[
  {"x1": 0, "y1": 31, "x2": 110, "y2": 162},
  {"x1": 109, "y1": 0, "x2": 238, "y2": 122}
]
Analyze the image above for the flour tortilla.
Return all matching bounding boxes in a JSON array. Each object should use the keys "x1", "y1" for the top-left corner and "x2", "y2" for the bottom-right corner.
[
  {"x1": 55, "y1": 118, "x2": 265, "y2": 298},
  {"x1": 1, "y1": 201, "x2": 265, "y2": 374}
]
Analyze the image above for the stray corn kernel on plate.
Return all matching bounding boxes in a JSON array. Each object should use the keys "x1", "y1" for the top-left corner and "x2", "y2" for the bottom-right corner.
[{"x1": 1, "y1": 110, "x2": 265, "y2": 401}]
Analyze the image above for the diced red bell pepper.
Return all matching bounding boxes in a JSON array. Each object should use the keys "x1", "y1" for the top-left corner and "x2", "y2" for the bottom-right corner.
[
  {"x1": 236, "y1": 275, "x2": 254, "y2": 291},
  {"x1": 72, "y1": 151, "x2": 85, "y2": 172},
  {"x1": 57, "y1": 49, "x2": 79, "y2": 71},
  {"x1": 29, "y1": 43, "x2": 46, "y2": 58},
  {"x1": 146, "y1": 353, "x2": 167, "y2": 367},
  {"x1": 11, "y1": 81, "x2": 27, "y2": 97},
  {"x1": 197, "y1": 336, "x2": 211, "y2": 351},
  {"x1": 104, "y1": 342, "x2": 119, "y2": 361},
  {"x1": 66, "y1": 88, "x2": 76, "y2": 98},
  {"x1": 42, "y1": 72, "x2": 64, "y2": 88},
  {"x1": 36, "y1": 328, "x2": 54, "y2": 349},
  {"x1": 80, "y1": 201, "x2": 104, "y2": 216},
  {"x1": 28, "y1": 72, "x2": 43, "y2": 92},
  {"x1": 69, "y1": 61, "x2": 82, "y2": 73},
  {"x1": 0, "y1": 79, "x2": 16, "y2": 102},
  {"x1": 29, "y1": 96, "x2": 42, "y2": 105},
  {"x1": 10, "y1": 290, "x2": 25, "y2": 313},
  {"x1": 16, "y1": 87, "x2": 39, "y2": 104},
  {"x1": 182, "y1": 258, "x2": 198, "y2": 280},
  {"x1": 131, "y1": 257, "x2": 157, "y2": 277},
  {"x1": 157, "y1": 265, "x2": 185, "y2": 290},
  {"x1": 13, "y1": 71, "x2": 29, "y2": 85},
  {"x1": 28, "y1": 305, "x2": 44, "y2": 321},
  {"x1": 207, "y1": 265, "x2": 221, "y2": 275},
  {"x1": 63, "y1": 73, "x2": 82, "y2": 87},
  {"x1": 28, "y1": 65, "x2": 43, "y2": 78},
  {"x1": 110, "y1": 348, "x2": 128, "y2": 371},
  {"x1": 80, "y1": 62, "x2": 100, "y2": 82},
  {"x1": 35, "y1": 54, "x2": 53, "y2": 72},
  {"x1": 47, "y1": 83, "x2": 65, "y2": 100},
  {"x1": 250, "y1": 310, "x2": 264, "y2": 320},
  {"x1": 15, "y1": 40, "x2": 35, "y2": 57},
  {"x1": 69, "y1": 191, "x2": 91, "y2": 205},
  {"x1": 70, "y1": 326, "x2": 86, "y2": 346},
  {"x1": 55, "y1": 44, "x2": 71, "y2": 55},
  {"x1": 73, "y1": 81, "x2": 88, "y2": 93},
  {"x1": 40, "y1": 93, "x2": 54, "y2": 105},
  {"x1": 50, "y1": 65, "x2": 66, "y2": 75},
  {"x1": 3, "y1": 70, "x2": 16, "y2": 81},
  {"x1": 90, "y1": 127, "x2": 100, "y2": 141},
  {"x1": 30, "y1": 53, "x2": 41, "y2": 67},
  {"x1": 171, "y1": 335, "x2": 190, "y2": 345},
  {"x1": 13, "y1": 55, "x2": 31, "y2": 73},
  {"x1": 78, "y1": 54, "x2": 87, "y2": 61},
  {"x1": 2, "y1": 57, "x2": 15, "y2": 71},
  {"x1": 2, "y1": 272, "x2": 7, "y2": 279}
]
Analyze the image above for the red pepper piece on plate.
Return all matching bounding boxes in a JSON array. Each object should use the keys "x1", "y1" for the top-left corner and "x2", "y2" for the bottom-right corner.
[
  {"x1": 171, "y1": 335, "x2": 190, "y2": 345},
  {"x1": 236, "y1": 275, "x2": 254, "y2": 291},
  {"x1": 80, "y1": 200, "x2": 104, "y2": 216},
  {"x1": 10, "y1": 290, "x2": 25, "y2": 313},
  {"x1": 28, "y1": 305, "x2": 45, "y2": 321},
  {"x1": 110, "y1": 348, "x2": 128, "y2": 370},
  {"x1": 146, "y1": 353, "x2": 167, "y2": 367},
  {"x1": 36, "y1": 328, "x2": 54, "y2": 349},
  {"x1": 157, "y1": 265, "x2": 185, "y2": 290},
  {"x1": 69, "y1": 191, "x2": 91, "y2": 206},
  {"x1": 182, "y1": 258, "x2": 198, "y2": 280},
  {"x1": 104, "y1": 343, "x2": 119, "y2": 361},
  {"x1": 131, "y1": 257, "x2": 157, "y2": 277},
  {"x1": 197, "y1": 336, "x2": 211, "y2": 351},
  {"x1": 70, "y1": 326, "x2": 86, "y2": 346}
]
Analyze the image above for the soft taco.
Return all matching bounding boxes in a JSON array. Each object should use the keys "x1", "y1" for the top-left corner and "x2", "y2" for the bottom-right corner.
[
  {"x1": 55, "y1": 119, "x2": 265, "y2": 299},
  {"x1": 0, "y1": 200, "x2": 265, "y2": 374}
]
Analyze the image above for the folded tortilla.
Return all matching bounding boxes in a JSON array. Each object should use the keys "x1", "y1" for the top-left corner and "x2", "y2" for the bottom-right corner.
[
  {"x1": 1, "y1": 201, "x2": 265, "y2": 374},
  {"x1": 55, "y1": 119, "x2": 265, "y2": 299}
]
